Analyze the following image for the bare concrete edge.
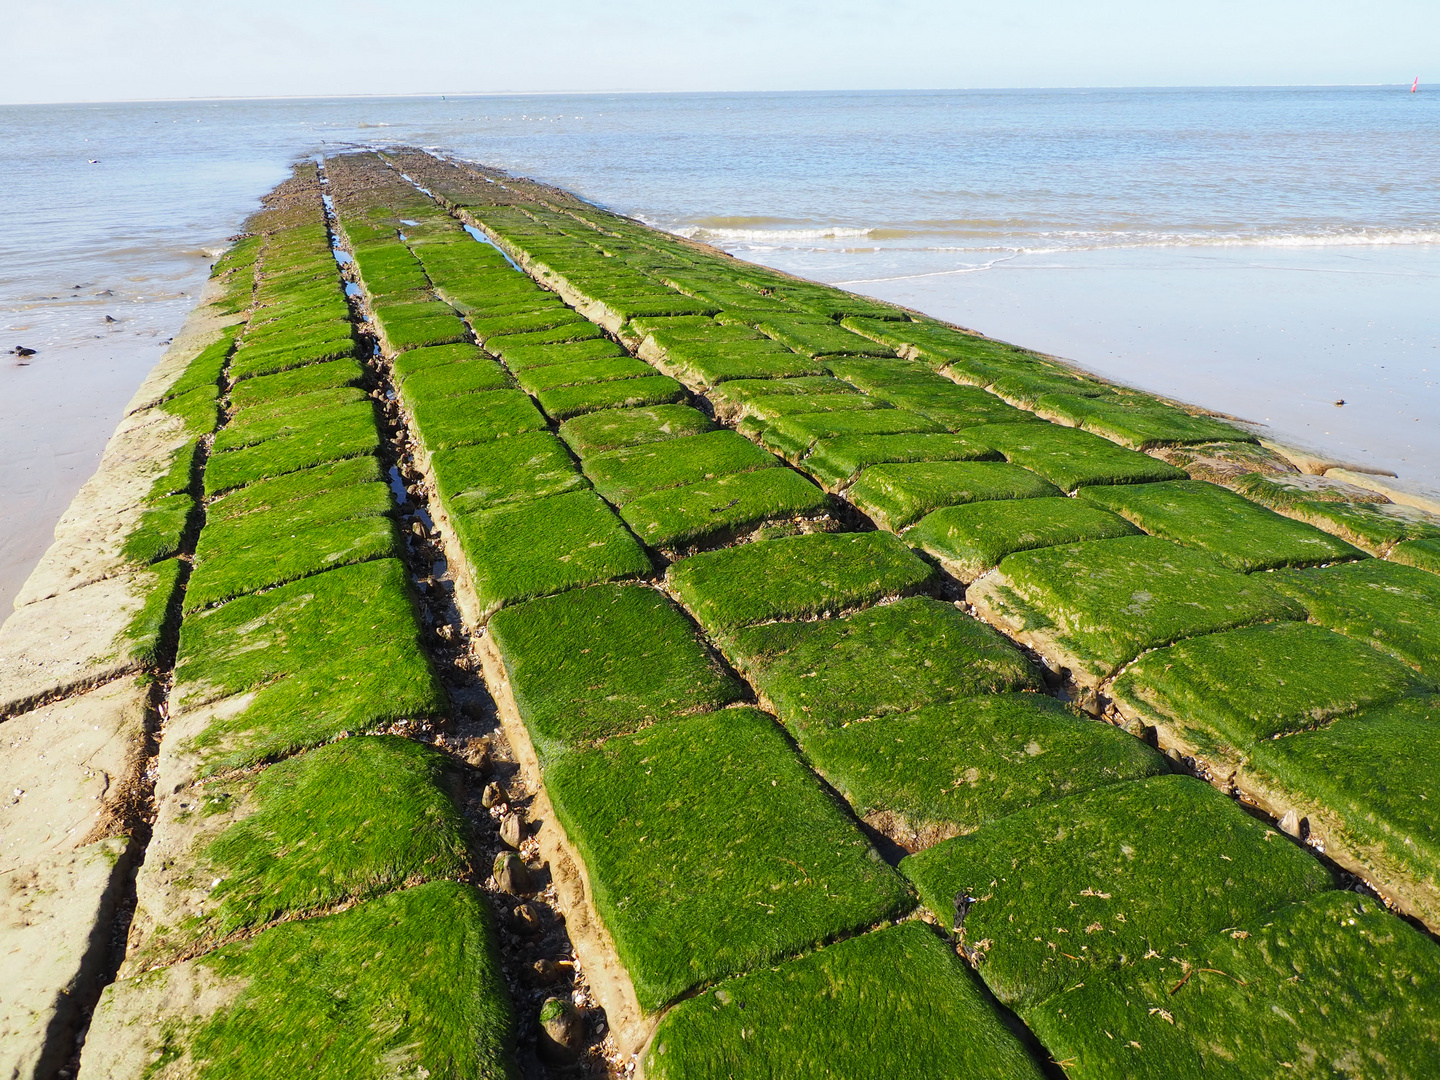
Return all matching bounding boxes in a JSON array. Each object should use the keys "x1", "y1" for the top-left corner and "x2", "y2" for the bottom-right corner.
[
  {"x1": 1324, "y1": 469, "x2": 1440, "y2": 516},
  {"x1": 475, "y1": 634, "x2": 655, "y2": 1061},
  {"x1": 124, "y1": 278, "x2": 235, "y2": 416}
]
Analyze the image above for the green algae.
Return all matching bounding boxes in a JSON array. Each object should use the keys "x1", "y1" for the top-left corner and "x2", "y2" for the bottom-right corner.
[
  {"x1": 227, "y1": 358, "x2": 366, "y2": 410},
  {"x1": 664, "y1": 340, "x2": 828, "y2": 385},
  {"x1": 619, "y1": 467, "x2": 831, "y2": 551},
  {"x1": 535, "y1": 373, "x2": 688, "y2": 421},
  {"x1": 979, "y1": 535, "x2": 1304, "y2": 681},
  {"x1": 469, "y1": 310, "x2": 589, "y2": 340},
  {"x1": 173, "y1": 559, "x2": 445, "y2": 774},
  {"x1": 228, "y1": 336, "x2": 358, "y2": 381},
  {"x1": 407, "y1": 389, "x2": 548, "y2": 453},
  {"x1": 801, "y1": 431, "x2": 1002, "y2": 488},
  {"x1": 512, "y1": 356, "x2": 655, "y2": 394},
  {"x1": 733, "y1": 392, "x2": 887, "y2": 424},
  {"x1": 218, "y1": 389, "x2": 369, "y2": 444},
  {"x1": 545, "y1": 709, "x2": 913, "y2": 1011},
  {"x1": 205, "y1": 457, "x2": 385, "y2": 522},
  {"x1": 204, "y1": 405, "x2": 380, "y2": 496},
  {"x1": 392, "y1": 341, "x2": 487, "y2": 380},
  {"x1": 178, "y1": 882, "x2": 516, "y2": 1080},
  {"x1": 583, "y1": 429, "x2": 778, "y2": 505},
  {"x1": 901, "y1": 774, "x2": 1335, "y2": 1010},
  {"x1": 484, "y1": 320, "x2": 604, "y2": 352},
  {"x1": 123, "y1": 493, "x2": 198, "y2": 566},
  {"x1": 1232, "y1": 474, "x2": 1440, "y2": 556},
  {"x1": 666, "y1": 530, "x2": 939, "y2": 633},
  {"x1": 400, "y1": 358, "x2": 512, "y2": 401},
  {"x1": 848, "y1": 461, "x2": 1063, "y2": 532},
  {"x1": 723, "y1": 596, "x2": 1042, "y2": 736},
  {"x1": 1113, "y1": 621, "x2": 1434, "y2": 759},
  {"x1": 430, "y1": 431, "x2": 585, "y2": 516},
  {"x1": 753, "y1": 315, "x2": 894, "y2": 358},
  {"x1": 1077, "y1": 479, "x2": 1365, "y2": 571},
  {"x1": 452, "y1": 489, "x2": 653, "y2": 616},
  {"x1": 804, "y1": 694, "x2": 1167, "y2": 842},
  {"x1": 645, "y1": 922, "x2": 1046, "y2": 1080},
  {"x1": 1390, "y1": 538, "x2": 1440, "y2": 574},
  {"x1": 1267, "y1": 558, "x2": 1440, "y2": 678},
  {"x1": 559, "y1": 404, "x2": 717, "y2": 457},
  {"x1": 159, "y1": 385, "x2": 222, "y2": 440},
  {"x1": 1027, "y1": 890, "x2": 1440, "y2": 1080},
  {"x1": 971, "y1": 422, "x2": 1186, "y2": 491},
  {"x1": 757, "y1": 409, "x2": 949, "y2": 463},
  {"x1": 1034, "y1": 392, "x2": 1253, "y2": 449},
  {"x1": 906, "y1": 497, "x2": 1140, "y2": 581},
  {"x1": 492, "y1": 337, "x2": 625, "y2": 371},
  {"x1": 488, "y1": 584, "x2": 743, "y2": 761},
  {"x1": 164, "y1": 335, "x2": 237, "y2": 402},
  {"x1": 124, "y1": 557, "x2": 186, "y2": 667}
]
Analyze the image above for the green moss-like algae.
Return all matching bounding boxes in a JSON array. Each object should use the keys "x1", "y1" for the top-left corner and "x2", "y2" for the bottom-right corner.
[
  {"x1": 645, "y1": 922, "x2": 1045, "y2": 1080},
  {"x1": 205, "y1": 457, "x2": 386, "y2": 523},
  {"x1": 177, "y1": 882, "x2": 516, "y2": 1080},
  {"x1": 430, "y1": 432, "x2": 585, "y2": 516},
  {"x1": 488, "y1": 584, "x2": 743, "y2": 761},
  {"x1": 1233, "y1": 473, "x2": 1440, "y2": 556},
  {"x1": 1027, "y1": 890, "x2": 1440, "y2": 1079},
  {"x1": 906, "y1": 497, "x2": 1140, "y2": 581},
  {"x1": 1390, "y1": 537, "x2": 1440, "y2": 575},
  {"x1": 724, "y1": 597, "x2": 1041, "y2": 736},
  {"x1": 1034, "y1": 392, "x2": 1252, "y2": 449},
  {"x1": 971, "y1": 422, "x2": 1186, "y2": 491},
  {"x1": 559, "y1": 404, "x2": 716, "y2": 457},
  {"x1": 801, "y1": 431, "x2": 1001, "y2": 489},
  {"x1": 123, "y1": 557, "x2": 186, "y2": 668},
  {"x1": 848, "y1": 460, "x2": 1063, "y2": 532},
  {"x1": 122, "y1": 493, "x2": 198, "y2": 567},
  {"x1": 204, "y1": 404, "x2": 380, "y2": 496},
  {"x1": 545, "y1": 709, "x2": 913, "y2": 1011},
  {"x1": 407, "y1": 389, "x2": 548, "y2": 453},
  {"x1": 901, "y1": 774, "x2": 1334, "y2": 1009},
  {"x1": 392, "y1": 341, "x2": 487, "y2": 380},
  {"x1": 583, "y1": 430, "x2": 778, "y2": 506},
  {"x1": 227, "y1": 358, "x2": 366, "y2": 410},
  {"x1": 536, "y1": 373, "x2": 688, "y2": 421},
  {"x1": 667, "y1": 531, "x2": 939, "y2": 634},
  {"x1": 173, "y1": 559, "x2": 445, "y2": 774},
  {"x1": 804, "y1": 694, "x2": 1167, "y2": 842},
  {"x1": 401, "y1": 358, "x2": 513, "y2": 401},
  {"x1": 758, "y1": 409, "x2": 948, "y2": 463},
  {"x1": 512, "y1": 356, "x2": 654, "y2": 394},
  {"x1": 620, "y1": 468, "x2": 831, "y2": 552}
]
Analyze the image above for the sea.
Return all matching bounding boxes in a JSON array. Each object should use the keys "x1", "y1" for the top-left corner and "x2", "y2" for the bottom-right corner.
[{"x1": 3, "y1": 87, "x2": 1437, "y2": 610}]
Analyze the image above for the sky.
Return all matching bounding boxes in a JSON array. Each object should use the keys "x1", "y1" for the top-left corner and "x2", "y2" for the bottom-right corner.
[{"x1": 6, "y1": 0, "x2": 1438, "y2": 104}]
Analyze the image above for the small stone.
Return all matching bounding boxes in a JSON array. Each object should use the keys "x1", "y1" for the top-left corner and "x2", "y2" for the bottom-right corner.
[
  {"x1": 1279, "y1": 809, "x2": 1302, "y2": 838},
  {"x1": 500, "y1": 811, "x2": 525, "y2": 850},
  {"x1": 481, "y1": 782, "x2": 504, "y2": 808},
  {"x1": 512, "y1": 902, "x2": 542, "y2": 935},
  {"x1": 411, "y1": 520, "x2": 427, "y2": 539},
  {"x1": 493, "y1": 851, "x2": 530, "y2": 894},
  {"x1": 538, "y1": 996, "x2": 583, "y2": 1064},
  {"x1": 532, "y1": 958, "x2": 564, "y2": 984}
]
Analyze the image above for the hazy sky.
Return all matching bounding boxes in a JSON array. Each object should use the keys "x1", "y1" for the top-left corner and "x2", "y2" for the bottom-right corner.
[{"x1": 7, "y1": 0, "x2": 1437, "y2": 104}]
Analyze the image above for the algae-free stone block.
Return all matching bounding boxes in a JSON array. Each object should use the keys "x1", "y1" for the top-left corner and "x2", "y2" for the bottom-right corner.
[
  {"x1": 431, "y1": 431, "x2": 585, "y2": 516},
  {"x1": 1027, "y1": 891, "x2": 1440, "y2": 1079},
  {"x1": 907, "y1": 497, "x2": 1140, "y2": 582},
  {"x1": 1245, "y1": 696, "x2": 1440, "y2": 926},
  {"x1": 536, "y1": 373, "x2": 687, "y2": 421},
  {"x1": 1112, "y1": 621, "x2": 1433, "y2": 767},
  {"x1": 620, "y1": 467, "x2": 830, "y2": 552},
  {"x1": 724, "y1": 596, "x2": 1041, "y2": 736},
  {"x1": 168, "y1": 559, "x2": 445, "y2": 780},
  {"x1": 971, "y1": 421, "x2": 1186, "y2": 491},
  {"x1": 1390, "y1": 537, "x2": 1440, "y2": 574},
  {"x1": 560, "y1": 404, "x2": 716, "y2": 457},
  {"x1": 204, "y1": 404, "x2": 380, "y2": 495},
  {"x1": 401, "y1": 357, "x2": 512, "y2": 401},
  {"x1": 583, "y1": 429, "x2": 778, "y2": 505},
  {"x1": 803, "y1": 694, "x2": 1167, "y2": 847},
  {"x1": 967, "y1": 535, "x2": 1304, "y2": 685},
  {"x1": 849, "y1": 460, "x2": 1063, "y2": 532},
  {"x1": 667, "y1": 530, "x2": 939, "y2": 634},
  {"x1": 452, "y1": 489, "x2": 652, "y2": 617},
  {"x1": 79, "y1": 882, "x2": 517, "y2": 1080},
  {"x1": 545, "y1": 709, "x2": 913, "y2": 1011},
  {"x1": 1267, "y1": 558, "x2": 1440, "y2": 678},
  {"x1": 127, "y1": 736, "x2": 470, "y2": 971},
  {"x1": 802, "y1": 431, "x2": 1001, "y2": 489},
  {"x1": 1078, "y1": 479, "x2": 1365, "y2": 571},
  {"x1": 645, "y1": 921, "x2": 1046, "y2": 1080},
  {"x1": 900, "y1": 773, "x2": 1334, "y2": 1009},
  {"x1": 407, "y1": 388, "x2": 548, "y2": 452},
  {"x1": 488, "y1": 584, "x2": 743, "y2": 761}
]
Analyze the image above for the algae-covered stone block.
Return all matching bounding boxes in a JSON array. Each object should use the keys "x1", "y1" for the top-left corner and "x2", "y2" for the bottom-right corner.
[
  {"x1": 1390, "y1": 537, "x2": 1440, "y2": 575},
  {"x1": 967, "y1": 535, "x2": 1303, "y2": 685},
  {"x1": 1233, "y1": 473, "x2": 1440, "y2": 556},
  {"x1": 1267, "y1": 559, "x2": 1440, "y2": 679},
  {"x1": 452, "y1": 489, "x2": 652, "y2": 617},
  {"x1": 431, "y1": 431, "x2": 586, "y2": 515},
  {"x1": 512, "y1": 355, "x2": 654, "y2": 395},
  {"x1": 536, "y1": 373, "x2": 687, "y2": 421},
  {"x1": 484, "y1": 320, "x2": 605, "y2": 352},
  {"x1": 801, "y1": 431, "x2": 1001, "y2": 490},
  {"x1": 754, "y1": 315, "x2": 895, "y2": 358},
  {"x1": 127, "y1": 737, "x2": 470, "y2": 971},
  {"x1": 757, "y1": 408, "x2": 949, "y2": 463},
  {"x1": 900, "y1": 774, "x2": 1334, "y2": 1009},
  {"x1": 803, "y1": 693, "x2": 1167, "y2": 848},
  {"x1": 493, "y1": 336, "x2": 625, "y2": 371},
  {"x1": 1112, "y1": 621, "x2": 1433, "y2": 767},
  {"x1": 168, "y1": 559, "x2": 445, "y2": 780},
  {"x1": 401, "y1": 357, "x2": 513, "y2": 401},
  {"x1": 560, "y1": 404, "x2": 716, "y2": 457},
  {"x1": 584, "y1": 429, "x2": 778, "y2": 505},
  {"x1": 971, "y1": 421, "x2": 1186, "y2": 491},
  {"x1": 1245, "y1": 696, "x2": 1440, "y2": 926},
  {"x1": 667, "y1": 531, "x2": 939, "y2": 634},
  {"x1": 645, "y1": 922, "x2": 1046, "y2": 1080},
  {"x1": 204, "y1": 456, "x2": 386, "y2": 522},
  {"x1": 724, "y1": 597, "x2": 1041, "y2": 736},
  {"x1": 227, "y1": 357, "x2": 366, "y2": 410},
  {"x1": 907, "y1": 497, "x2": 1140, "y2": 581},
  {"x1": 545, "y1": 709, "x2": 913, "y2": 1011},
  {"x1": 488, "y1": 584, "x2": 743, "y2": 761},
  {"x1": 667, "y1": 340, "x2": 828, "y2": 386},
  {"x1": 619, "y1": 468, "x2": 830, "y2": 552},
  {"x1": 1034, "y1": 392, "x2": 1253, "y2": 449},
  {"x1": 731, "y1": 391, "x2": 887, "y2": 425},
  {"x1": 392, "y1": 341, "x2": 487, "y2": 379},
  {"x1": 80, "y1": 882, "x2": 517, "y2": 1080},
  {"x1": 407, "y1": 388, "x2": 548, "y2": 453},
  {"x1": 1077, "y1": 479, "x2": 1364, "y2": 571},
  {"x1": 204, "y1": 403, "x2": 380, "y2": 495},
  {"x1": 1027, "y1": 891, "x2": 1440, "y2": 1079},
  {"x1": 848, "y1": 460, "x2": 1063, "y2": 532}
]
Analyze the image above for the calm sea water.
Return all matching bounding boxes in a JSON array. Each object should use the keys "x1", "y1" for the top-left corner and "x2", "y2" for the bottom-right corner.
[{"x1": 3, "y1": 88, "x2": 1437, "y2": 608}]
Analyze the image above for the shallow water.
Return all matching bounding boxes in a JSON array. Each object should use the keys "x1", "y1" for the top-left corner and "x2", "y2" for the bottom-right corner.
[{"x1": 3, "y1": 88, "x2": 1436, "y2": 610}]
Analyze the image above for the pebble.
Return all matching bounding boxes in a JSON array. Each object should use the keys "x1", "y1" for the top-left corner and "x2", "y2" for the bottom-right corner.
[
  {"x1": 531, "y1": 958, "x2": 565, "y2": 984},
  {"x1": 494, "y1": 851, "x2": 531, "y2": 894},
  {"x1": 512, "y1": 902, "x2": 542, "y2": 935},
  {"x1": 1279, "y1": 809, "x2": 1305, "y2": 839},
  {"x1": 481, "y1": 782, "x2": 504, "y2": 808},
  {"x1": 500, "y1": 811, "x2": 525, "y2": 850},
  {"x1": 537, "y1": 996, "x2": 583, "y2": 1064}
]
